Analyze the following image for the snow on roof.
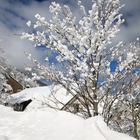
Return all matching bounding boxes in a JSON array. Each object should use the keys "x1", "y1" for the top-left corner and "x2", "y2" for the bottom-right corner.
[
  {"x1": 0, "y1": 105, "x2": 136, "y2": 140},
  {"x1": 8, "y1": 85, "x2": 74, "y2": 110}
]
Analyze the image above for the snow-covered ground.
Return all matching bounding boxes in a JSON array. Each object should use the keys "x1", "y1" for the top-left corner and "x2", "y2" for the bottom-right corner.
[
  {"x1": 0, "y1": 104, "x2": 136, "y2": 140},
  {"x1": 0, "y1": 86, "x2": 136, "y2": 140}
]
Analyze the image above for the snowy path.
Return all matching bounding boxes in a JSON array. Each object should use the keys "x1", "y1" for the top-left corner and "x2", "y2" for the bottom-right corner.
[{"x1": 0, "y1": 105, "x2": 136, "y2": 140}]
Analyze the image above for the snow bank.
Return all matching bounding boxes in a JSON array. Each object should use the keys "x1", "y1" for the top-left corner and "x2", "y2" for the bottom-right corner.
[{"x1": 0, "y1": 105, "x2": 136, "y2": 140}]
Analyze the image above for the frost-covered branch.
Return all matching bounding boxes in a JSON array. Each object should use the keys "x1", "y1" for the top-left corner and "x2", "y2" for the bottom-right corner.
[{"x1": 21, "y1": 0, "x2": 140, "y2": 138}]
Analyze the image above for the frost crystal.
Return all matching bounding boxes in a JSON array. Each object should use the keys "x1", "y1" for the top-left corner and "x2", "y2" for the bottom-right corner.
[{"x1": 26, "y1": 20, "x2": 31, "y2": 27}]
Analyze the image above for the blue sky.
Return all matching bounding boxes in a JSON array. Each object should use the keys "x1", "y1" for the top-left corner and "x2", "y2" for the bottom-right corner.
[{"x1": 0, "y1": 0, "x2": 140, "y2": 68}]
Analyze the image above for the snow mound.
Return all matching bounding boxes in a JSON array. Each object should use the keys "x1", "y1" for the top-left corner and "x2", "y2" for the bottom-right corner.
[{"x1": 0, "y1": 105, "x2": 136, "y2": 140}]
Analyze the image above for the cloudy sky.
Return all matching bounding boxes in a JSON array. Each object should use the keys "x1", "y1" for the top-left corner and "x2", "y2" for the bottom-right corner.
[{"x1": 0, "y1": 0, "x2": 140, "y2": 68}]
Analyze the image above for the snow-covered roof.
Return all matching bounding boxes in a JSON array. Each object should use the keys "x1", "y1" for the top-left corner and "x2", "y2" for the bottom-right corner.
[
  {"x1": 8, "y1": 85, "x2": 74, "y2": 110},
  {"x1": 0, "y1": 105, "x2": 136, "y2": 140}
]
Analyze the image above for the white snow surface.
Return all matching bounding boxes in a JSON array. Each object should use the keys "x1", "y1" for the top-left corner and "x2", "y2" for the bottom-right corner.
[
  {"x1": 0, "y1": 86, "x2": 136, "y2": 140},
  {"x1": 0, "y1": 105, "x2": 136, "y2": 140}
]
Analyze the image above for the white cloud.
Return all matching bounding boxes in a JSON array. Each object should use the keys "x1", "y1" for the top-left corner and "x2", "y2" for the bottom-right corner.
[
  {"x1": 0, "y1": 0, "x2": 139, "y2": 69},
  {"x1": 0, "y1": 0, "x2": 51, "y2": 68},
  {"x1": 118, "y1": 0, "x2": 140, "y2": 42}
]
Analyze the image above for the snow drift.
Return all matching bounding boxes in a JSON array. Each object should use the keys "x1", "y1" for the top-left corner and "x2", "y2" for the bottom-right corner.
[{"x1": 0, "y1": 104, "x2": 136, "y2": 140}]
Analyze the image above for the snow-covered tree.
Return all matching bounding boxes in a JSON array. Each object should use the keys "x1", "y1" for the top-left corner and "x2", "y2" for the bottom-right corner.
[
  {"x1": 21, "y1": 0, "x2": 140, "y2": 138},
  {"x1": 0, "y1": 47, "x2": 13, "y2": 104},
  {"x1": 0, "y1": 58, "x2": 38, "y2": 92},
  {"x1": 0, "y1": 46, "x2": 39, "y2": 104},
  {"x1": 100, "y1": 41, "x2": 140, "y2": 139},
  {"x1": 11, "y1": 67, "x2": 39, "y2": 88},
  {"x1": 0, "y1": 47, "x2": 11, "y2": 93}
]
